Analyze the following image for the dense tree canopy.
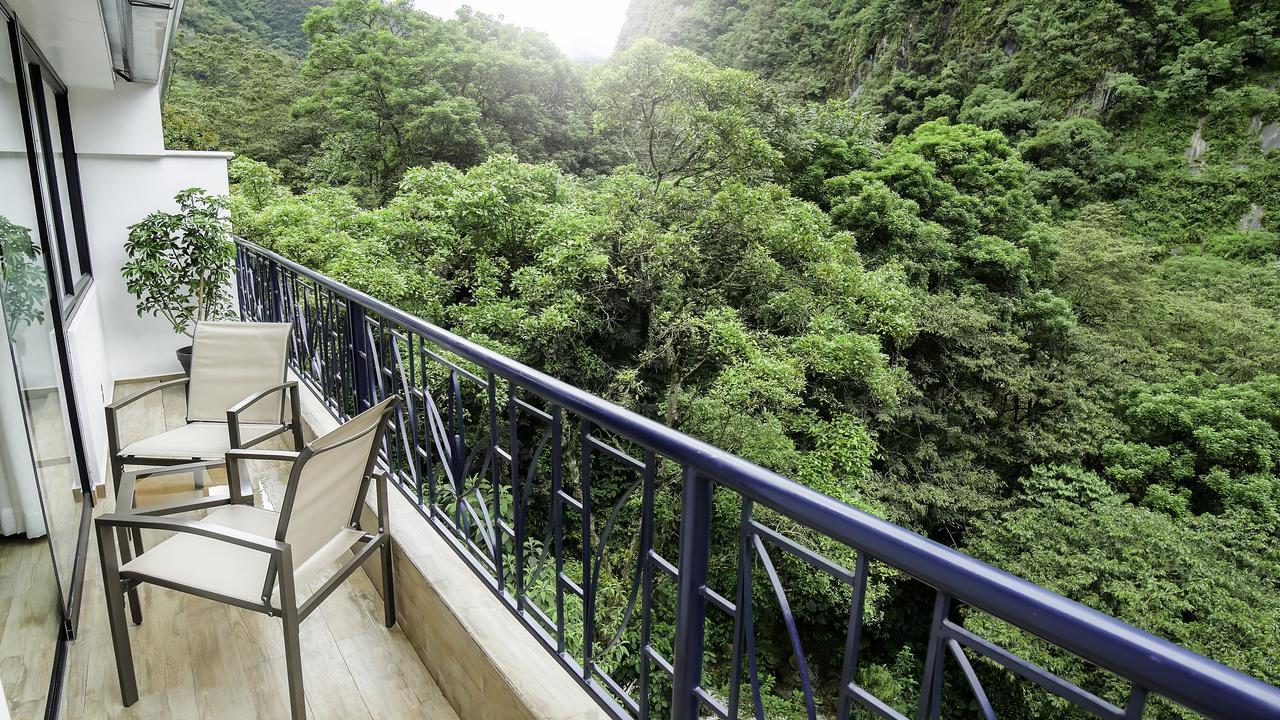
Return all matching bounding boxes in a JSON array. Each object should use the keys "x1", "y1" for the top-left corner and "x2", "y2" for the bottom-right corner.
[{"x1": 169, "y1": 0, "x2": 1280, "y2": 716}]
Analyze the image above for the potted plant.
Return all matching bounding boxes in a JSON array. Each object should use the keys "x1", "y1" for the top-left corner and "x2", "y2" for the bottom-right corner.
[
  {"x1": 123, "y1": 188, "x2": 236, "y2": 373},
  {"x1": 0, "y1": 215, "x2": 46, "y2": 338}
]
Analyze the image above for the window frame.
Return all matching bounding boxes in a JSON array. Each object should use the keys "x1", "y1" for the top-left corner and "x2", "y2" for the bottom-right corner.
[{"x1": 12, "y1": 19, "x2": 93, "y2": 316}]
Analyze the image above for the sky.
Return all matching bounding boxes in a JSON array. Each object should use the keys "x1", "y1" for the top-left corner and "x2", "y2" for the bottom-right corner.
[{"x1": 414, "y1": 1, "x2": 631, "y2": 62}]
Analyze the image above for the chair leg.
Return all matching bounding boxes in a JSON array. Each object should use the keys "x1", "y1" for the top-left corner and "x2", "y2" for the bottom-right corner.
[
  {"x1": 380, "y1": 538, "x2": 395, "y2": 628},
  {"x1": 130, "y1": 527, "x2": 145, "y2": 564},
  {"x1": 96, "y1": 522, "x2": 138, "y2": 706},
  {"x1": 108, "y1": 456, "x2": 143, "y2": 623},
  {"x1": 291, "y1": 420, "x2": 305, "y2": 452},
  {"x1": 279, "y1": 564, "x2": 307, "y2": 720},
  {"x1": 109, "y1": 456, "x2": 123, "y2": 501},
  {"x1": 115, "y1": 527, "x2": 143, "y2": 625}
]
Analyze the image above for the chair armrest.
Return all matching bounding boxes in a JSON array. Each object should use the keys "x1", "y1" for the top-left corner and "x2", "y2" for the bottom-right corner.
[
  {"x1": 227, "y1": 381, "x2": 297, "y2": 417},
  {"x1": 107, "y1": 378, "x2": 190, "y2": 413},
  {"x1": 106, "y1": 378, "x2": 190, "y2": 456},
  {"x1": 106, "y1": 378, "x2": 189, "y2": 413},
  {"x1": 225, "y1": 448, "x2": 301, "y2": 505},
  {"x1": 95, "y1": 512, "x2": 286, "y2": 555},
  {"x1": 226, "y1": 381, "x2": 298, "y2": 449}
]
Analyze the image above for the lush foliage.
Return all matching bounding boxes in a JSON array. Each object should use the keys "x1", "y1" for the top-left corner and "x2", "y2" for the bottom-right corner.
[
  {"x1": 0, "y1": 216, "x2": 45, "y2": 337},
  {"x1": 123, "y1": 189, "x2": 236, "y2": 337},
  {"x1": 171, "y1": 0, "x2": 1280, "y2": 716}
]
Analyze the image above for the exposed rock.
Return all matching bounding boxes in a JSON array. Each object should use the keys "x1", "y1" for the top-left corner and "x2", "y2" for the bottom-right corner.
[
  {"x1": 1077, "y1": 72, "x2": 1120, "y2": 116},
  {"x1": 1185, "y1": 118, "x2": 1208, "y2": 174},
  {"x1": 849, "y1": 36, "x2": 889, "y2": 99},
  {"x1": 894, "y1": 21, "x2": 916, "y2": 69},
  {"x1": 1239, "y1": 204, "x2": 1265, "y2": 231},
  {"x1": 940, "y1": 2, "x2": 959, "y2": 35},
  {"x1": 1262, "y1": 122, "x2": 1280, "y2": 154},
  {"x1": 1002, "y1": 38, "x2": 1019, "y2": 56}
]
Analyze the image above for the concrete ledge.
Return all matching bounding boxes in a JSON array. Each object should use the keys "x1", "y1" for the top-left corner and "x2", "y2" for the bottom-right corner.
[{"x1": 294, "y1": 377, "x2": 608, "y2": 720}]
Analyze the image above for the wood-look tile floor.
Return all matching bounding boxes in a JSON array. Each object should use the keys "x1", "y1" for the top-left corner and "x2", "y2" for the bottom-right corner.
[
  {"x1": 0, "y1": 534, "x2": 61, "y2": 719},
  {"x1": 3, "y1": 385, "x2": 88, "y2": 719},
  {"x1": 53, "y1": 380, "x2": 460, "y2": 720}
]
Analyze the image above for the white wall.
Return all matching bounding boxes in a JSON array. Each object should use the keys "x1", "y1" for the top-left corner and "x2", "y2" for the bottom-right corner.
[
  {"x1": 64, "y1": 287, "x2": 113, "y2": 490},
  {"x1": 75, "y1": 151, "x2": 231, "y2": 380},
  {"x1": 67, "y1": 83, "x2": 166, "y2": 156}
]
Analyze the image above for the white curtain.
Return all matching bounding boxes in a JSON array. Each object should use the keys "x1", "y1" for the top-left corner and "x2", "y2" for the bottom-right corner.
[{"x1": 0, "y1": 310, "x2": 46, "y2": 538}]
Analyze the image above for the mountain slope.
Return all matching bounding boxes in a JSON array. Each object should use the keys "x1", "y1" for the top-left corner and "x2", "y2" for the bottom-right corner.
[
  {"x1": 617, "y1": 0, "x2": 1280, "y2": 248},
  {"x1": 179, "y1": 0, "x2": 330, "y2": 56}
]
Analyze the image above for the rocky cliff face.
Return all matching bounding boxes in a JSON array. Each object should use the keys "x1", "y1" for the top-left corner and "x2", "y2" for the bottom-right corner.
[{"x1": 615, "y1": 0, "x2": 1280, "y2": 248}]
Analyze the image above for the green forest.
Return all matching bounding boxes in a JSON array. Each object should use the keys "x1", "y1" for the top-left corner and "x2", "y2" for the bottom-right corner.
[{"x1": 165, "y1": 0, "x2": 1280, "y2": 717}]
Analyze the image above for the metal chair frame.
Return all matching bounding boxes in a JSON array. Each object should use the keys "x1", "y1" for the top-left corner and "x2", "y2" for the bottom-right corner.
[{"x1": 95, "y1": 398, "x2": 399, "y2": 720}]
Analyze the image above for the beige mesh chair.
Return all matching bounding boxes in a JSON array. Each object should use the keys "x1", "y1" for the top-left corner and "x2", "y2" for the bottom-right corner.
[
  {"x1": 105, "y1": 321, "x2": 305, "y2": 493},
  {"x1": 95, "y1": 396, "x2": 400, "y2": 720}
]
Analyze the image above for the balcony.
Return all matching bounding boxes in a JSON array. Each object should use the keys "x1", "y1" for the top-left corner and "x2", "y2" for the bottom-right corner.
[
  {"x1": 204, "y1": 238, "x2": 1280, "y2": 720},
  {"x1": 60, "y1": 381, "x2": 459, "y2": 719},
  {"x1": 10, "y1": 232, "x2": 1280, "y2": 719}
]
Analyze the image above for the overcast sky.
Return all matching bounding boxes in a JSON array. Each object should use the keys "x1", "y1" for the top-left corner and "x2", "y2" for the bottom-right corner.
[{"x1": 414, "y1": 1, "x2": 631, "y2": 62}]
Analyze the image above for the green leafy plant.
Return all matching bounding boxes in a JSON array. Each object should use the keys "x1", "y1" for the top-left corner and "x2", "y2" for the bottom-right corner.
[
  {"x1": 123, "y1": 188, "x2": 236, "y2": 337},
  {"x1": 0, "y1": 215, "x2": 46, "y2": 338}
]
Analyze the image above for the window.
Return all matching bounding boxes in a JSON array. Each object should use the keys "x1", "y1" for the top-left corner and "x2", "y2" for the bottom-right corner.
[{"x1": 11, "y1": 26, "x2": 92, "y2": 312}]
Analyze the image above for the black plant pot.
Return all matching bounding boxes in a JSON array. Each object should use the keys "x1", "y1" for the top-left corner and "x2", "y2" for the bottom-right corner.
[{"x1": 176, "y1": 345, "x2": 193, "y2": 375}]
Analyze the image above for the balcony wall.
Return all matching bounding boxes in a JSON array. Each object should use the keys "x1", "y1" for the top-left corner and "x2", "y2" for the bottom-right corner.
[{"x1": 72, "y1": 148, "x2": 230, "y2": 490}]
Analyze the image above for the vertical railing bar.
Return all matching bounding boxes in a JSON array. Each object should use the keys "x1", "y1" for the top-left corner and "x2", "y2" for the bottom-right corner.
[
  {"x1": 741, "y1": 502, "x2": 765, "y2": 720},
  {"x1": 389, "y1": 333, "x2": 420, "y2": 493},
  {"x1": 916, "y1": 592, "x2": 952, "y2": 720},
  {"x1": 551, "y1": 405, "x2": 566, "y2": 654},
  {"x1": 580, "y1": 420, "x2": 595, "y2": 681},
  {"x1": 488, "y1": 371, "x2": 504, "y2": 596},
  {"x1": 1124, "y1": 686, "x2": 1148, "y2": 719},
  {"x1": 837, "y1": 552, "x2": 871, "y2": 720},
  {"x1": 728, "y1": 496, "x2": 752, "y2": 720},
  {"x1": 421, "y1": 339, "x2": 435, "y2": 515},
  {"x1": 406, "y1": 333, "x2": 425, "y2": 507},
  {"x1": 300, "y1": 278, "x2": 314, "y2": 381},
  {"x1": 346, "y1": 299, "x2": 368, "y2": 419},
  {"x1": 510, "y1": 382, "x2": 526, "y2": 610},
  {"x1": 672, "y1": 466, "x2": 712, "y2": 720},
  {"x1": 267, "y1": 260, "x2": 283, "y2": 322},
  {"x1": 638, "y1": 450, "x2": 657, "y2": 720},
  {"x1": 450, "y1": 370, "x2": 465, "y2": 532}
]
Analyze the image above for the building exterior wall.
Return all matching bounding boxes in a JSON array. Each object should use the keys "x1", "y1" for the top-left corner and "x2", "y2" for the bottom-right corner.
[
  {"x1": 64, "y1": 286, "x2": 111, "y2": 490},
  {"x1": 74, "y1": 151, "x2": 231, "y2": 382},
  {"x1": 56, "y1": 84, "x2": 231, "y2": 489}
]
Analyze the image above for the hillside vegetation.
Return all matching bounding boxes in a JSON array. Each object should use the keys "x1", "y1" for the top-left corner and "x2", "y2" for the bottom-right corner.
[{"x1": 165, "y1": 1, "x2": 1280, "y2": 717}]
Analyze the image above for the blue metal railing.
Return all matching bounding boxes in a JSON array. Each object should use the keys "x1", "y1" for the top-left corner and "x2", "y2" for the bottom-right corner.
[{"x1": 233, "y1": 237, "x2": 1280, "y2": 720}]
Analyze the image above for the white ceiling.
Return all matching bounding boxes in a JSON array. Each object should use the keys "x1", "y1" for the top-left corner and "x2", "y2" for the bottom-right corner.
[{"x1": 7, "y1": 0, "x2": 115, "y2": 89}]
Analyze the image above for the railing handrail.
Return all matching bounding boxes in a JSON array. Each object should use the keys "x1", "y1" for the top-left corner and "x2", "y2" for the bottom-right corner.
[{"x1": 234, "y1": 237, "x2": 1280, "y2": 719}]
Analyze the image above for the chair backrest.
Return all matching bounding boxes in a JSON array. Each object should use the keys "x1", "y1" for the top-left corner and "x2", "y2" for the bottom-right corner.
[
  {"x1": 187, "y1": 321, "x2": 292, "y2": 424},
  {"x1": 276, "y1": 396, "x2": 398, "y2": 571}
]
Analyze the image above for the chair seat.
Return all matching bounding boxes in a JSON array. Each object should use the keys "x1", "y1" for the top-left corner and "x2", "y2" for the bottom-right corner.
[
  {"x1": 118, "y1": 421, "x2": 284, "y2": 460},
  {"x1": 120, "y1": 505, "x2": 364, "y2": 606}
]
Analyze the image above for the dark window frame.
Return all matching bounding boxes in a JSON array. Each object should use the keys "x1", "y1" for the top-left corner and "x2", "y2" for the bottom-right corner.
[{"x1": 11, "y1": 17, "x2": 93, "y2": 316}]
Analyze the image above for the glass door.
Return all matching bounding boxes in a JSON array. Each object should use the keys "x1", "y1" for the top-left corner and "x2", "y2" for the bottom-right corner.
[
  {"x1": 0, "y1": 14, "x2": 69, "y2": 719},
  {"x1": 11, "y1": 40, "x2": 91, "y2": 621}
]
